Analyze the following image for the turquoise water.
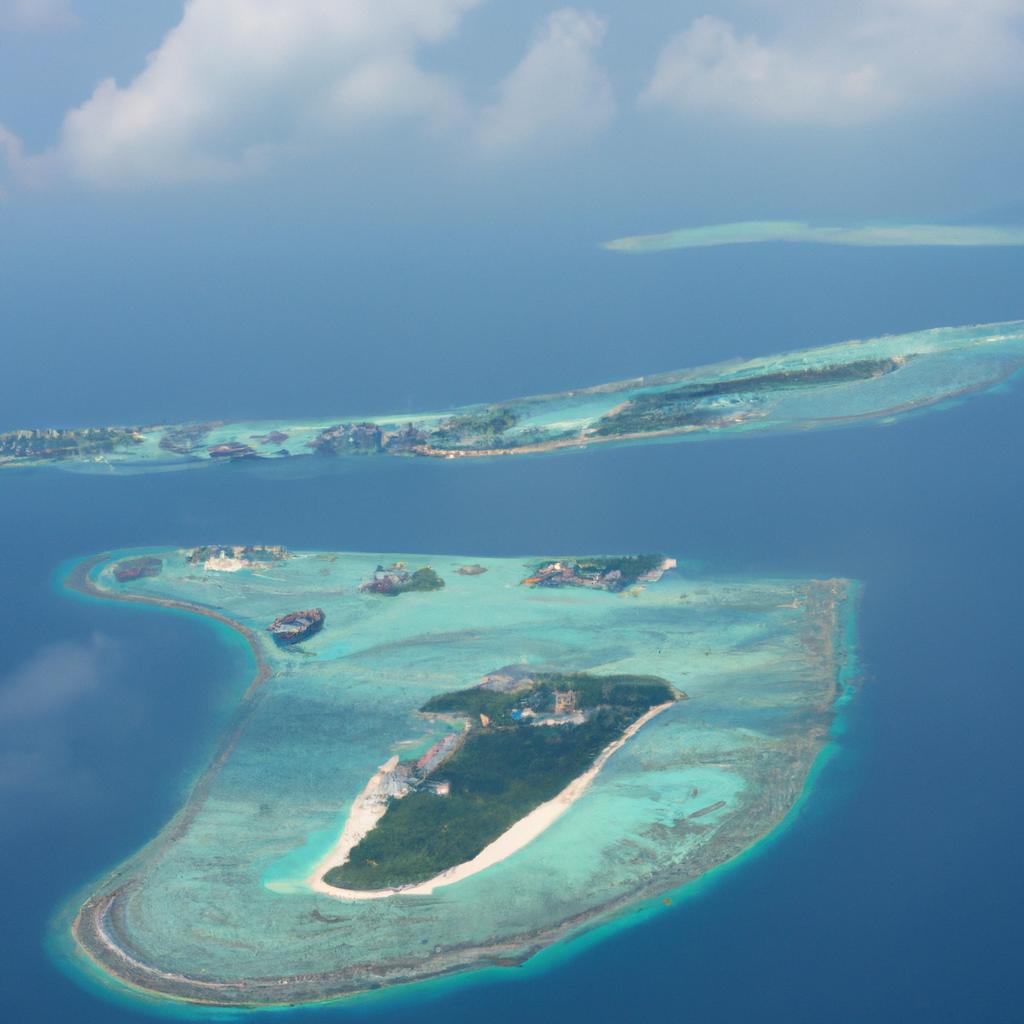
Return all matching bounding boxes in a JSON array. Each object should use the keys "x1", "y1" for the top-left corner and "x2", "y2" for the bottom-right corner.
[
  {"x1": 2, "y1": 396, "x2": 1022, "y2": 1019},
  {"x1": 3, "y1": 233, "x2": 1024, "y2": 1021},
  {"x1": 64, "y1": 549, "x2": 850, "y2": 1004}
]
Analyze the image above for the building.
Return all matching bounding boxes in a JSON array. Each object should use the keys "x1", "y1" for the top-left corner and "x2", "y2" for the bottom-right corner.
[{"x1": 553, "y1": 690, "x2": 577, "y2": 714}]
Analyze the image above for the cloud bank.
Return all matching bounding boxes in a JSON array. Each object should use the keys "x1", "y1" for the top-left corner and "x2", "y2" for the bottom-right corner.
[
  {"x1": 478, "y1": 8, "x2": 614, "y2": 156},
  {"x1": 4, "y1": 1, "x2": 1024, "y2": 190},
  {"x1": 53, "y1": 0, "x2": 482, "y2": 186},
  {"x1": 3, "y1": 1, "x2": 615, "y2": 188},
  {"x1": 643, "y1": 2, "x2": 1024, "y2": 124},
  {"x1": 604, "y1": 221, "x2": 1024, "y2": 254}
]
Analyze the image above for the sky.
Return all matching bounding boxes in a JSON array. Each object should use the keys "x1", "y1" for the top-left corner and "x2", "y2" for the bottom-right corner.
[
  {"x1": 2, "y1": 1, "x2": 1023, "y2": 208},
  {"x1": 1, "y1": 0, "x2": 1023, "y2": 429}
]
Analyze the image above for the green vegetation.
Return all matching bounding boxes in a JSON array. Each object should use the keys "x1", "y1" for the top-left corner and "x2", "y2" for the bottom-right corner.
[
  {"x1": 184, "y1": 545, "x2": 289, "y2": 565},
  {"x1": 360, "y1": 565, "x2": 446, "y2": 596},
  {"x1": 401, "y1": 567, "x2": 445, "y2": 592},
  {"x1": 324, "y1": 673, "x2": 678, "y2": 891},
  {"x1": 568, "y1": 554, "x2": 665, "y2": 581},
  {"x1": 594, "y1": 358, "x2": 902, "y2": 436},
  {"x1": 0, "y1": 426, "x2": 142, "y2": 462},
  {"x1": 423, "y1": 671, "x2": 674, "y2": 722},
  {"x1": 309, "y1": 422, "x2": 383, "y2": 455},
  {"x1": 158, "y1": 423, "x2": 213, "y2": 454},
  {"x1": 429, "y1": 406, "x2": 519, "y2": 448},
  {"x1": 525, "y1": 554, "x2": 667, "y2": 590}
]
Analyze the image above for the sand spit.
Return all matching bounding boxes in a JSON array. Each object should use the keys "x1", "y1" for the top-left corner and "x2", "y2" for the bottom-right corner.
[{"x1": 299, "y1": 755, "x2": 404, "y2": 894}]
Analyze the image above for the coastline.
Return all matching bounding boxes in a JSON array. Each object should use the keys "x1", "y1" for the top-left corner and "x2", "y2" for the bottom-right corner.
[
  {"x1": 307, "y1": 701, "x2": 676, "y2": 900},
  {"x1": 6, "y1": 319, "x2": 1023, "y2": 475},
  {"x1": 62, "y1": 553, "x2": 276, "y2": 1003},
  {"x1": 59, "y1": 554, "x2": 859, "y2": 1010},
  {"x1": 64, "y1": 553, "x2": 272, "y2": 702}
]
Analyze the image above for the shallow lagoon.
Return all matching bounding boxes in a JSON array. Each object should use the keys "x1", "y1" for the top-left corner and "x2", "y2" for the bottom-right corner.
[{"x1": 66, "y1": 547, "x2": 855, "y2": 1006}]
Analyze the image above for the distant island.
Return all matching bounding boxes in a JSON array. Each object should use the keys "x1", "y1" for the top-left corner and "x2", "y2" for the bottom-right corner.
[
  {"x1": 6, "y1": 320, "x2": 1024, "y2": 473},
  {"x1": 603, "y1": 220, "x2": 1024, "y2": 253},
  {"x1": 62, "y1": 545, "x2": 859, "y2": 1007}
]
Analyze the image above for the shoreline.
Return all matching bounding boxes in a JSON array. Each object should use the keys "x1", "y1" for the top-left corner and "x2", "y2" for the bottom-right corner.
[
  {"x1": 63, "y1": 552, "x2": 276, "y2": 1001},
  {"x1": 307, "y1": 701, "x2": 676, "y2": 900},
  {"x1": 59, "y1": 554, "x2": 857, "y2": 1009},
  {"x1": 6, "y1": 318, "x2": 1022, "y2": 474},
  {"x1": 65, "y1": 553, "x2": 272, "y2": 701}
]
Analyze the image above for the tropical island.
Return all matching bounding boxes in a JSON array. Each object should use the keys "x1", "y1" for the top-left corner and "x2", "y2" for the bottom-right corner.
[
  {"x1": 359, "y1": 563, "x2": 445, "y2": 595},
  {"x1": 5, "y1": 320, "x2": 1023, "y2": 473},
  {"x1": 521, "y1": 554, "x2": 676, "y2": 591},
  {"x1": 61, "y1": 545, "x2": 859, "y2": 1007},
  {"x1": 322, "y1": 672, "x2": 683, "y2": 893}
]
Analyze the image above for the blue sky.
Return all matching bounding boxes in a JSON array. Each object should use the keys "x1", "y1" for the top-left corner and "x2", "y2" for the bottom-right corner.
[{"x1": 1, "y1": 2, "x2": 1023, "y2": 431}]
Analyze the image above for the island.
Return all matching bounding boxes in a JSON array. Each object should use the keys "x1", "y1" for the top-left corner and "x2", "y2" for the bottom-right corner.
[
  {"x1": 521, "y1": 554, "x2": 676, "y2": 591},
  {"x1": 321, "y1": 672, "x2": 683, "y2": 893},
  {"x1": 60, "y1": 546, "x2": 859, "y2": 1007},
  {"x1": 185, "y1": 544, "x2": 289, "y2": 570},
  {"x1": 602, "y1": 219, "x2": 1024, "y2": 253},
  {"x1": 6, "y1": 319, "x2": 1023, "y2": 473},
  {"x1": 359, "y1": 563, "x2": 445, "y2": 595}
]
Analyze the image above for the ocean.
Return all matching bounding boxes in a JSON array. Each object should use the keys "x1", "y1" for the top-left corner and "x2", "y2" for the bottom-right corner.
[{"x1": 1, "y1": 243, "x2": 1022, "y2": 1022}]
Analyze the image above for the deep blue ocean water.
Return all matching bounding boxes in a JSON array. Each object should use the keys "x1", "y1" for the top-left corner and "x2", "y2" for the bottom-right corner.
[{"x1": 2, "y1": 244, "x2": 1023, "y2": 1022}]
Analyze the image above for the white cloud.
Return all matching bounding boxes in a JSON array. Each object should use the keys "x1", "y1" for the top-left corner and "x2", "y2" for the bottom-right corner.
[
  {"x1": 54, "y1": 0, "x2": 481, "y2": 186},
  {"x1": 478, "y1": 8, "x2": 615, "y2": 155},
  {"x1": 0, "y1": 634, "x2": 124, "y2": 807},
  {"x1": 643, "y1": 2, "x2": 1024, "y2": 124},
  {"x1": 0, "y1": 634, "x2": 115, "y2": 721},
  {"x1": 0, "y1": 124, "x2": 23, "y2": 198},
  {"x1": 0, "y1": 0, "x2": 78, "y2": 30},
  {"x1": 6, "y1": 2, "x2": 619, "y2": 190},
  {"x1": 0, "y1": 124, "x2": 22, "y2": 161}
]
